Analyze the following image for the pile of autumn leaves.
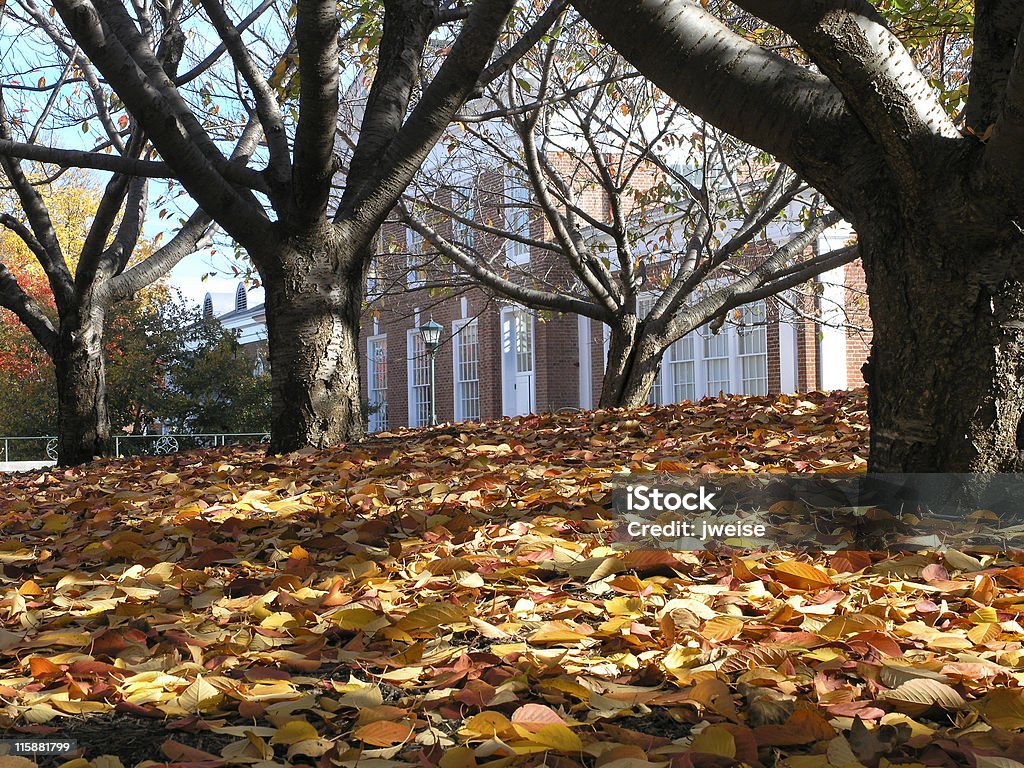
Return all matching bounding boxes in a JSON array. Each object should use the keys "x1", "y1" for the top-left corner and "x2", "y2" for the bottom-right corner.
[{"x1": 2, "y1": 390, "x2": 1024, "y2": 768}]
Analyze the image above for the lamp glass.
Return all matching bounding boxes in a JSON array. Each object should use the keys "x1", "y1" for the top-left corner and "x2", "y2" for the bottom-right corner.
[{"x1": 420, "y1": 318, "x2": 443, "y2": 350}]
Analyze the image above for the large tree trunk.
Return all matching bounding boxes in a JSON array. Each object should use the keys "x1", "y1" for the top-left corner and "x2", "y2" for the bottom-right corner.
[
  {"x1": 599, "y1": 319, "x2": 666, "y2": 408},
  {"x1": 54, "y1": 303, "x2": 110, "y2": 466},
  {"x1": 262, "y1": 229, "x2": 365, "y2": 453},
  {"x1": 861, "y1": 221, "x2": 1024, "y2": 472}
]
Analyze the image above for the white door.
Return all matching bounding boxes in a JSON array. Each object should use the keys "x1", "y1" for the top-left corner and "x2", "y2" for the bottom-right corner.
[{"x1": 502, "y1": 309, "x2": 535, "y2": 416}]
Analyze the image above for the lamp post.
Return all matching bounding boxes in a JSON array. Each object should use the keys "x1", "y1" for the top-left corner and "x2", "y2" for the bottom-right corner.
[{"x1": 419, "y1": 318, "x2": 443, "y2": 426}]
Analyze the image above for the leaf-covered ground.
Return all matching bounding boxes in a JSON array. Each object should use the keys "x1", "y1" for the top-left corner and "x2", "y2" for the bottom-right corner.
[{"x1": 2, "y1": 390, "x2": 1024, "y2": 768}]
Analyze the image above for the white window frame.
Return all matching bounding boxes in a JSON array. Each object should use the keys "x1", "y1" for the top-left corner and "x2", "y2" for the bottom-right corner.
[
  {"x1": 635, "y1": 292, "x2": 769, "y2": 405},
  {"x1": 367, "y1": 335, "x2": 388, "y2": 432},
  {"x1": 406, "y1": 227, "x2": 425, "y2": 288},
  {"x1": 452, "y1": 318, "x2": 481, "y2": 422},
  {"x1": 407, "y1": 329, "x2": 431, "y2": 427},
  {"x1": 504, "y1": 173, "x2": 531, "y2": 265},
  {"x1": 736, "y1": 300, "x2": 768, "y2": 396},
  {"x1": 452, "y1": 186, "x2": 476, "y2": 254}
]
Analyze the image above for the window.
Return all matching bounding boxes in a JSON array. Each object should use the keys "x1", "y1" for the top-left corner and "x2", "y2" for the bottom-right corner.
[
  {"x1": 515, "y1": 310, "x2": 533, "y2": 374},
  {"x1": 407, "y1": 228, "x2": 426, "y2": 288},
  {"x1": 668, "y1": 335, "x2": 696, "y2": 402},
  {"x1": 452, "y1": 189, "x2": 475, "y2": 254},
  {"x1": 366, "y1": 258, "x2": 381, "y2": 300},
  {"x1": 407, "y1": 331, "x2": 431, "y2": 427},
  {"x1": 737, "y1": 300, "x2": 768, "y2": 395},
  {"x1": 235, "y1": 282, "x2": 247, "y2": 312},
  {"x1": 703, "y1": 327, "x2": 731, "y2": 396},
  {"x1": 453, "y1": 320, "x2": 480, "y2": 422},
  {"x1": 203, "y1": 293, "x2": 214, "y2": 319},
  {"x1": 504, "y1": 173, "x2": 531, "y2": 265},
  {"x1": 631, "y1": 295, "x2": 769, "y2": 405},
  {"x1": 367, "y1": 336, "x2": 388, "y2": 432}
]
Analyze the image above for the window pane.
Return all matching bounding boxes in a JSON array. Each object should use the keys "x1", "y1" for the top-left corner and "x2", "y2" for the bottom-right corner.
[
  {"x1": 410, "y1": 333, "x2": 431, "y2": 427},
  {"x1": 368, "y1": 338, "x2": 388, "y2": 432},
  {"x1": 703, "y1": 327, "x2": 730, "y2": 395},
  {"x1": 456, "y1": 322, "x2": 480, "y2": 421},
  {"x1": 515, "y1": 311, "x2": 533, "y2": 374},
  {"x1": 737, "y1": 301, "x2": 768, "y2": 395}
]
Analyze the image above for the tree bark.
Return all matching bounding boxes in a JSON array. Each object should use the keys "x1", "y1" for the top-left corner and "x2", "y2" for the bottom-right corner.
[
  {"x1": 261, "y1": 228, "x2": 365, "y2": 453},
  {"x1": 53, "y1": 302, "x2": 110, "y2": 465},
  {"x1": 860, "y1": 211, "x2": 1024, "y2": 472},
  {"x1": 599, "y1": 318, "x2": 666, "y2": 408}
]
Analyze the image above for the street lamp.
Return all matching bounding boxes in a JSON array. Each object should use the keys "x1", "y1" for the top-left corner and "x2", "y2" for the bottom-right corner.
[{"x1": 419, "y1": 318, "x2": 443, "y2": 426}]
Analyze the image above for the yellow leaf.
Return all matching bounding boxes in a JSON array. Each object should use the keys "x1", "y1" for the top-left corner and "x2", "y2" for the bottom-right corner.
[
  {"x1": 701, "y1": 616, "x2": 743, "y2": 642},
  {"x1": 528, "y1": 621, "x2": 588, "y2": 644},
  {"x1": 517, "y1": 723, "x2": 582, "y2": 753},
  {"x1": 157, "y1": 473, "x2": 180, "y2": 486},
  {"x1": 773, "y1": 561, "x2": 833, "y2": 590},
  {"x1": 353, "y1": 720, "x2": 413, "y2": 747},
  {"x1": 394, "y1": 602, "x2": 468, "y2": 631},
  {"x1": 690, "y1": 725, "x2": 736, "y2": 758},
  {"x1": 175, "y1": 676, "x2": 223, "y2": 713},
  {"x1": 968, "y1": 622, "x2": 1000, "y2": 645},
  {"x1": 461, "y1": 711, "x2": 516, "y2": 740},
  {"x1": 604, "y1": 597, "x2": 644, "y2": 616},
  {"x1": 439, "y1": 746, "x2": 478, "y2": 768},
  {"x1": 271, "y1": 720, "x2": 319, "y2": 745},
  {"x1": 969, "y1": 607, "x2": 998, "y2": 624}
]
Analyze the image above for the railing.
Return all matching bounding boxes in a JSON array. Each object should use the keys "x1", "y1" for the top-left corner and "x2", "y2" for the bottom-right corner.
[{"x1": 0, "y1": 433, "x2": 270, "y2": 462}]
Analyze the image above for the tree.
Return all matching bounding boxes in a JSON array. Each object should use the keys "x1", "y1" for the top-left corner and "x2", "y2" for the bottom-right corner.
[
  {"x1": 0, "y1": 0, "x2": 565, "y2": 453},
  {"x1": 401, "y1": 20, "x2": 854, "y2": 407},
  {"x1": 0, "y1": 0, "x2": 229, "y2": 464},
  {"x1": 564, "y1": 0, "x2": 1024, "y2": 472},
  {"x1": 0, "y1": 284, "x2": 271, "y2": 438},
  {"x1": 159, "y1": 321, "x2": 271, "y2": 434},
  {"x1": 104, "y1": 287, "x2": 270, "y2": 435}
]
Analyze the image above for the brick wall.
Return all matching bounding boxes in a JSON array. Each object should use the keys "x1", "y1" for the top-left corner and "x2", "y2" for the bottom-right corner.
[{"x1": 844, "y1": 260, "x2": 871, "y2": 388}]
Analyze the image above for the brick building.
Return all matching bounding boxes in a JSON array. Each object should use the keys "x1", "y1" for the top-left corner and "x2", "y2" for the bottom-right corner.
[{"x1": 356, "y1": 175, "x2": 872, "y2": 432}]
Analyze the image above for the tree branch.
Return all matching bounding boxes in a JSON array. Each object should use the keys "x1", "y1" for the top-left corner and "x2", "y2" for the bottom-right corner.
[
  {"x1": 0, "y1": 261, "x2": 58, "y2": 357},
  {"x1": 733, "y1": 0, "x2": 959, "y2": 178},
  {"x1": 54, "y1": 0, "x2": 272, "y2": 244},
  {"x1": 726, "y1": 243, "x2": 859, "y2": 307},
  {"x1": 478, "y1": 0, "x2": 569, "y2": 88},
  {"x1": 199, "y1": 0, "x2": 290, "y2": 184},
  {"x1": 964, "y1": 0, "x2": 1024, "y2": 135},
  {"x1": 175, "y1": 0, "x2": 276, "y2": 86},
  {"x1": 289, "y1": 0, "x2": 341, "y2": 224},
  {"x1": 403, "y1": 204, "x2": 609, "y2": 321},
  {"x1": 571, "y1": 0, "x2": 875, "y2": 204},
  {"x1": 341, "y1": 0, "x2": 517, "y2": 242},
  {"x1": 0, "y1": 98, "x2": 74, "y2": 312}
]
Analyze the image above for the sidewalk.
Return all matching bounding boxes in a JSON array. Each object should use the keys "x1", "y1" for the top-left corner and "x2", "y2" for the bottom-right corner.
[{"x1": 0, "y1": 461, "x2": 55, "y2": 473}]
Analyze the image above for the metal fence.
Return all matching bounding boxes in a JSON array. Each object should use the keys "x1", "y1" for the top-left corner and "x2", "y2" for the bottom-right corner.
[{"x1": 0, "y1": 433, "x2": 270, "y2": 462}]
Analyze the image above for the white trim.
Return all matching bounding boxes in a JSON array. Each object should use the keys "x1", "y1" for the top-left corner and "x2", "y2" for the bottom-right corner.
[
  {"x1": 817, "y1": 265, "x2": 848, "y2": 391},
  {"x1": 500, "y1": 306, "x2": 536, "y2": 416},
  {"x1": 504, "y1": 173, "x2": 531, "y2": 265},
  {"x1": 367, "y1": 334, "x2": 388, "y2": 433},
  {"x1": 577, "y1": 314, "x2": 592, "y2": 410},
  {"x1": 452, "y1": 318, "x2": 481, "y2": 422},
  {"x1": 406, "y1": 329, "x2": 431, "y2": 427},
  {"x1": 406, "y1": 228, "x2": 425, "y2": 288}
]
